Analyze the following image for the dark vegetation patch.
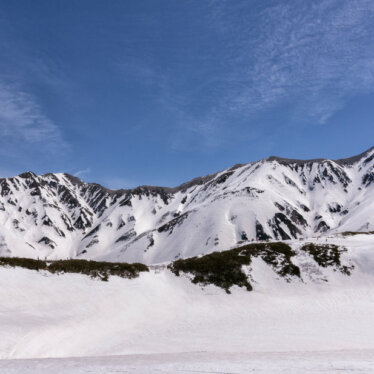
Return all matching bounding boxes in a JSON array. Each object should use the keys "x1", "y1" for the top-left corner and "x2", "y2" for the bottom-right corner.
[
  {"x1": 0, "y1": 257, "x2": 149, "y2": 281},
  {"x1": 48, "y1": 260, "x2": 148, "y2": 280},
  {"x1": 340, "y1": 231, "x2": 374, "y2": 237},
  {"x1": 168, "y1": 242, "x2": 300, "y2": 293},
  {"x1": 300, "y1": 243, "x2": 353, "y2": 275},
  {"x1": 0, "y1": 257, "x2": 46, "y2": 271}
]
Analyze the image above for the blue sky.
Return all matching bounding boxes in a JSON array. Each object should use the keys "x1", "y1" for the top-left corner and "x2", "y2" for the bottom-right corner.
[{"x1": 1, "y1": 0, "x2": 374, "y2": 188}]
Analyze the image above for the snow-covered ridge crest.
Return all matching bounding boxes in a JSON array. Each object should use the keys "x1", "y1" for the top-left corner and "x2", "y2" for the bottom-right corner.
[{"x1": 1, "y1": 146, "x2": 374, "y2": 264}]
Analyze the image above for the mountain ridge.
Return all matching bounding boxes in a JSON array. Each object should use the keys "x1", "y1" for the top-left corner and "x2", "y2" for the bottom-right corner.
[
  {"x1": 0, "y1": 146, "x2": 374, "y2": 264},
  {"x1": 4, "y1": 146, "x2": 373, "y2": 193}
]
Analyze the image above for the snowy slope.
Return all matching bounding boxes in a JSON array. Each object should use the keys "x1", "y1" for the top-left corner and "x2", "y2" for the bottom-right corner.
[
  {"x1": 0, "y1": 235, "x2": 374, "y2": 360},
  {"x1": 1, "y1": 147, "x2": 374, "y2": 263}
]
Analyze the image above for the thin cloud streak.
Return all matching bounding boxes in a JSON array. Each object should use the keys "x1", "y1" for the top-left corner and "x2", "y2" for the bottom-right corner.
[
  {"x1": 213, "y1": 0, "x2": 374, "y2": 123},
  {"x1": 74, "y1": 168, "x2": 91, "y2": 178},
  {"x1": 0, "y1": 82, "x2": 68, "y2": 153}
]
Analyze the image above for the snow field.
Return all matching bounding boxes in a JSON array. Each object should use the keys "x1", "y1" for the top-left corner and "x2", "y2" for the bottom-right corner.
[
  {"x1": 1, "y1": 236, "x2": 374, "y2": 360},
  {"x1": 1, "y1": 350, "x2": 374, "y2": 373}
]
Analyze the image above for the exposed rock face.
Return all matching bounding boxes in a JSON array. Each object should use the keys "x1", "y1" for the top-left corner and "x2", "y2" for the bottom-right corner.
[{"x1": 0, "y1": 147, "x2": 374, "y2": 264}]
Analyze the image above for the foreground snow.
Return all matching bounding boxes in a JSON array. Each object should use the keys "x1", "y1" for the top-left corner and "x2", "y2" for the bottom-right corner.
[
  {"x1": 0, "y1": 236, "x2": 374, "y2": 361},
  {"x1": 1, "y1": 350, "x2": 374, "y2": 373}
]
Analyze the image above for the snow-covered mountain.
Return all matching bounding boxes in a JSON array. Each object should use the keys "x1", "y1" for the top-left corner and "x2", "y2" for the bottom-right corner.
[{"x1": 1, "y1": 146, "x2": 374, "y2": 263}]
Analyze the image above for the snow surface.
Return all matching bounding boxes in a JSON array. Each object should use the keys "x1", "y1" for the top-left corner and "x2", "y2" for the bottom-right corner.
[
  {"x1": 1, "y1": 350, "x2": 374, "y2": 373},
  {"x1": 0, "y1": 236, "x2": 373, "y2": 361}
]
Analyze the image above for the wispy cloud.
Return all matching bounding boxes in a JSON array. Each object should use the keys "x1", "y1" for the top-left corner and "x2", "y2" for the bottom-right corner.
[
  {"x1": 74, "y1": 168, "x2": 91, "y2": 178},
  {"x1": 147, "y1": 0, "x2": 374, "y2": 148},
  {"x1": 0, "y1": 82, "x2": 68, "y2": 152},
  {"x1": 210, "y1": 0, "x2": 374, "y2": 124}
]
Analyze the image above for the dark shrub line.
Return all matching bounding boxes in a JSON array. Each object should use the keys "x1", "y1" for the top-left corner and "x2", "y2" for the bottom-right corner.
[
  {"x1": 340, "y1": 231, "x2": 374, "y2": 237},
  {"x1": 0, "y1": 242, "x2": 354, "y2": 290},
  {"x1": 0, "y1": 257, "x2": 46, "y2": 272},
  {"x1": 168, "y1": 242, "x2": 300, "y2": 293},
  {"x1": 300, "y1": 243, "x2": 354, "y2": 275},
  {"x1": 0, "y1": 257, "x2": 149, "y2": 281}
]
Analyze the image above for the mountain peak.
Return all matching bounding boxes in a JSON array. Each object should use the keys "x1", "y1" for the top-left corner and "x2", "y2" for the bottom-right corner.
[{"x1": 18, "y1": 171, "x2": 38, "y2": 179}]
